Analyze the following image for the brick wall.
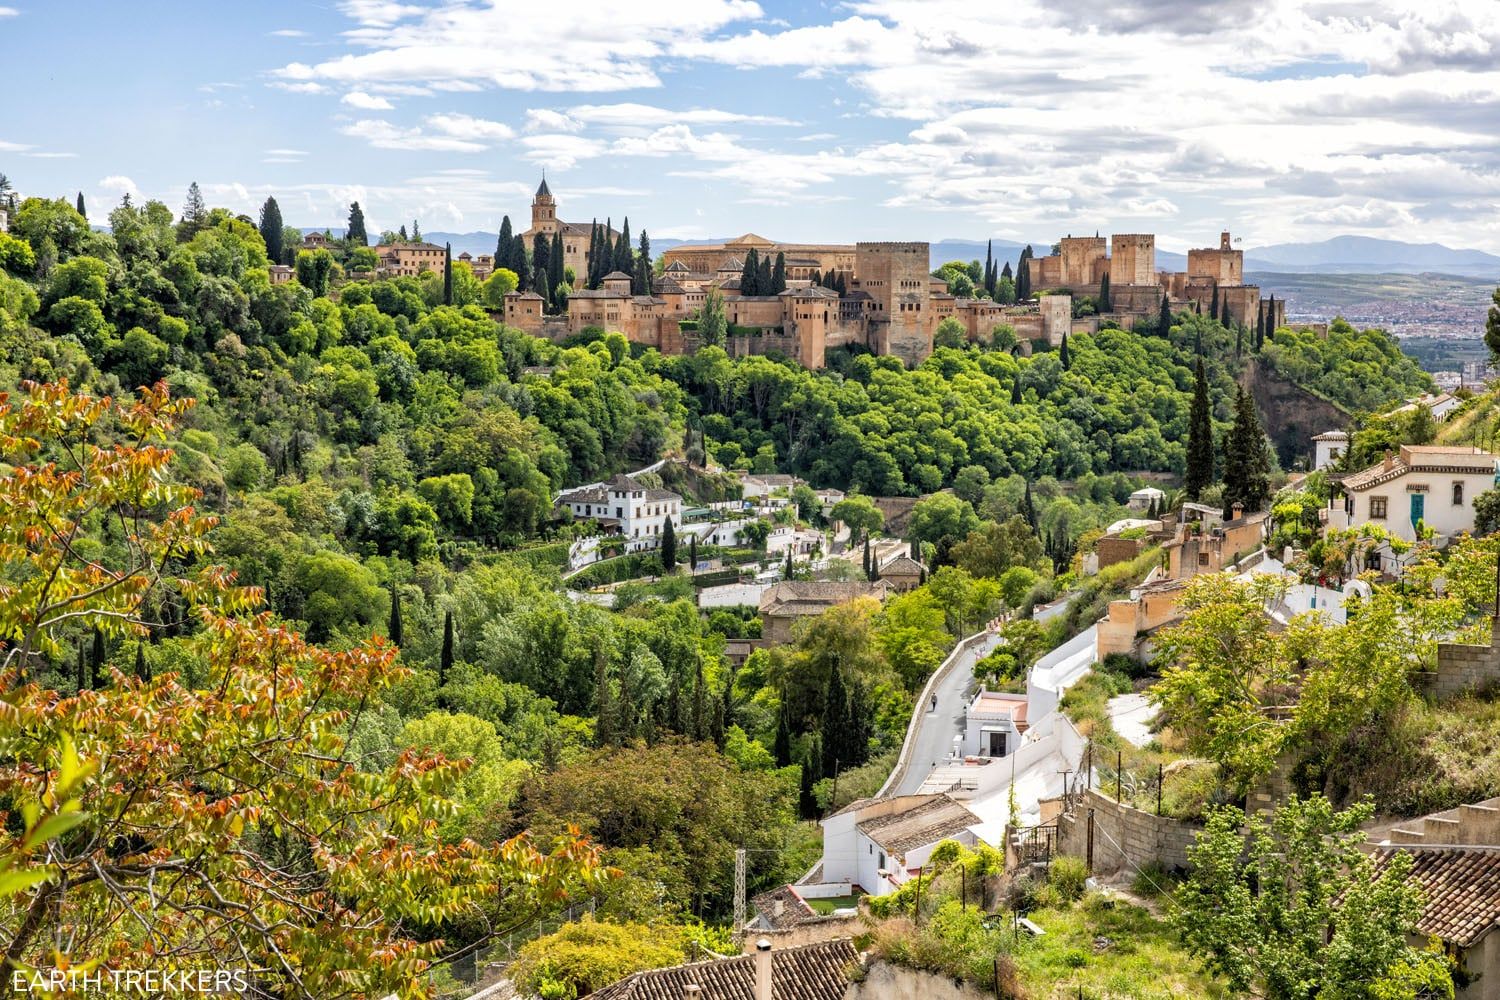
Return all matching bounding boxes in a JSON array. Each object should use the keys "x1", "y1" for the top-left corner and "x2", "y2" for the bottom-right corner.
[
  {"x1": 1427, "y1": 618, "x2": 1500, "y2": 700},
  {"x1": 1056, "y1": 789, "x2": 1202, "y2": 875},
  {"x1": 1096, "y1": 536, "x2": 1143, "y2": 570}
]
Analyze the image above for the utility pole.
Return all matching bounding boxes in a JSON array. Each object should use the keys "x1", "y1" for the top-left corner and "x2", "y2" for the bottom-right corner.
[{"x1": 733, "y1": 848, "x2": 746, "y2": 932}]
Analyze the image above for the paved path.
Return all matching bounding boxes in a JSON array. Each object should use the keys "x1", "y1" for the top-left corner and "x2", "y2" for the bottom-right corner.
[
  {"x1": 887, "y1": 631, "x2": 1000, "y2": 797},
  {"x1": 1107, "y1": 692, "x2": 1155, "y2": 747}
]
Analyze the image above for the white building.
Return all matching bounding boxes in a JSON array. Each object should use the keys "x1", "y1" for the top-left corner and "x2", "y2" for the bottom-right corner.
[
  {"x1": 0, "y1": 204, "x2": 8, "y2": 233},
  {"x1": 559, "y1": 474, "x2": 683, "y2": 554},
  {"x1": 962, "y1": 690, "x2": 1030, "y2": 758},
  {"x1": 1389, "y1": 393, "x2": 1462, "y2": 423},
  {"x1": 1327, "y1": 445, "x2": 1499, "y2": 570},
  {"x1": 817, "y1": 794, "x2": 979, "y2": 897},
  {"x1": 739, "y1": 473, "x2": 802, "y2": 500},
  {"x1": 1127, "y1": 486, "x2": 1165, "y2": 512},
  {"x1": 1312, "y1": 430, "x2": 1348, "y2": 471}
]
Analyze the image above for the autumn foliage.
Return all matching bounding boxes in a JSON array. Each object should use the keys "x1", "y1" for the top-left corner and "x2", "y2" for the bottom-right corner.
[{"x1": 0, "y1": 381, "x2": 606, "y2": 998}]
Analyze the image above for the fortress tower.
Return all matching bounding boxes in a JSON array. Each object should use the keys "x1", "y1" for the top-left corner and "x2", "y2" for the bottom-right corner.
[
  {"x1": 856, "y1": 242, "x2": 932, "y2": 367},
  {"x1": 530, "y1": 177, "x2": 558, "y2": 236},
  {"x1": 1109, "y1": 234, "x2": 1155, "y2": 288}
]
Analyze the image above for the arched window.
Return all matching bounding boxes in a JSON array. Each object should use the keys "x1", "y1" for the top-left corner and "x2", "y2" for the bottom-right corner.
[{"x1": 1454, "y1": 482, "x2": 1465, "y2": 506}]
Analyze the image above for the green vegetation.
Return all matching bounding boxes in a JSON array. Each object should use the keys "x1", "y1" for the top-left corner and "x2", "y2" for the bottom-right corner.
[{"x1": 1260, "y1": 317, "x2": 1432, "y2": 414}]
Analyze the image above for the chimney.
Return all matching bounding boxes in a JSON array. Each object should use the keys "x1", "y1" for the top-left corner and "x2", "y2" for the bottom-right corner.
[
  {"x1": 683, "y1": 986, "x2": 701, "y2": 1000},
  {"x1": 754, "y1": 938, "x2": 773, "y2": 1000},
  {"x1": 1383, "y1": 449, "x2": 1394, "y2": 472},
  {"x1": 1231, "y1": 502, "x2": 1244, "y2": 520},
  {"x1": 772, "y1": 898, "x2": 785, "y2": 919}
]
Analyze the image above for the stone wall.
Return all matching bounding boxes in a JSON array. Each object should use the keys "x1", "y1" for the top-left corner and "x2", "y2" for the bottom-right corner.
[
  {"x1": 1426, "y1": 618, "x2": 1500, "y2": 700},
  {"x1": 738, "y1": 914, "x2": 860, "y2": 953},
  {"x1": 843, "y1": 961, "x2": 991, "y2": 1000},
  {"x1": 1056, "y1": 789, "x2": 1202, "y2": 876},
  {"x1": 1096, "y1": 536, "x2": 1143, "y2": 570}
]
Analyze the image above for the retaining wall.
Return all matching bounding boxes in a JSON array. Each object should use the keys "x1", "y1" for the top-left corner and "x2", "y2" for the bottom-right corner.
[
  {"x1": 844, "y1": 961, "x2": 991, "y2": 1000},
  {"x1": 1427, "y1": 618, "x2": 1500, "y2": 700},
  {"x1": 1056, "y1": 789, "x2": 1201, "y2": 876}
]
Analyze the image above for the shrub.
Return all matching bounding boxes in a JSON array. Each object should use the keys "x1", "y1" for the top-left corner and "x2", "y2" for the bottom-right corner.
[{"x1": 1047, "y1": 856, "x2": 1088, "y2": 903}]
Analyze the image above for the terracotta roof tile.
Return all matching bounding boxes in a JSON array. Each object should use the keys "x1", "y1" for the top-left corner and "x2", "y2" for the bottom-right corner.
[
  {"x1": 589, "y1": 939, "x2": 859, "y2": 1000},
  {"x1": 1373, "y1": 847, "x2": 1500, "y2": 948}
]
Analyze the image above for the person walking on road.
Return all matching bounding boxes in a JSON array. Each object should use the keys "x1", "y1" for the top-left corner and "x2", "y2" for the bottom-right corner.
[{"x1": 930, "y1": 694, "x2": 938, "y2": 712}]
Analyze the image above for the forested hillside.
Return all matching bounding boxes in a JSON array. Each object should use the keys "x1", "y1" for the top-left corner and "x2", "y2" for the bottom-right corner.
[{"x1": 0, "y1": 191, "x2": 1438, "y2": 993}]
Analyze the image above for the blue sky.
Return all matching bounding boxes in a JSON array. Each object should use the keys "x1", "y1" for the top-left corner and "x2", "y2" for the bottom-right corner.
[{"x1": 3, "y1": 0, "x2": 1499, "y2": 252}]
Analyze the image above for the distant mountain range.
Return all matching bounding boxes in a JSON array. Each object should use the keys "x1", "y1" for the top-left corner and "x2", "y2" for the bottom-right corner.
[{"x1": 304, "y1": 228, "x2": 1499, "y2": 279}]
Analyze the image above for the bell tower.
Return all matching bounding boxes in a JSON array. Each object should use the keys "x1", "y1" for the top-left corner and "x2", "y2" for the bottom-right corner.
[{"x1": 531, "y1": 175, "x2": 557, "y2": 235}]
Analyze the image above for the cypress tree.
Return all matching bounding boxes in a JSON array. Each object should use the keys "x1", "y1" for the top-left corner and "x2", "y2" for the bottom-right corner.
[
  {"x1": 1185, "y1": 358, "x2": 1215, "y2": 501},
  {"x1": 661, "y1": 518, "x2": 677, "y2": 571},
  {"x1": 862, "y1": 537, "x2": 872, "y2": 579},
  {"x1": 616, "y1": 218, "x2": 632, "y2": 276},
  {"x1": 636, "y1": 230, "x2": 653, "y2": 295},
  {"x1": 1015, "y1": 246, "x2": 1033, "y2": 301},
  {"x1": 984, "y1": 239, "x2": 995, "y2": 296},
  {"x1": 1011, "y1": 376, "x2": 1022, "y2": 405},
  {"x1": 388, "y1": 583, "x2": 403, "y2": 648},
  {"x1": 534, "y1": 258, "x2": 550, "y2": 309},
  {"x1": 258, "y1": 197, "x2": 284, "y2": 265},
  {"x1": 593, "y1": 647, "x2": 613, "y2": 747},
  {"x1": 1256, "y1": 300, "x2": 1266, "y2": 351},
  {"x1": 443, "y1": 242, "x2": 453, "y2": 306},
  {"x1": 770, "y1": 252, "x2": 786, "y2": 294},
  {"x1": 1059, "y1": 332, "x2": 1071, "y2": 370},
  {"x1": 810, "y1": 268, "x2": 822, "y2": 288},
  {"x1": 398, "y1": 224, "x2": 408, "y2": 241},
  {"x1": 821, "y1": 667, "x2": 847, "y2": 779},
  {"x1": 1158, "y1": 294, "x2": 1172, "y2": 335},
  {"x1": 1235, "y1": 323, "x2": 1243, "y2": 359},
  {"x1": 774, "y1": 699, "x2": 793, "y2": 767},
  {"x1": 799, "y1": 740, "x2": 820, "y2": 818},
  {"x1": 549, "y1": 232, "x2": 564, "y2": 300},
  {"x1": 1001, "y1": 261, "x2": 1013, "y2": 281},
  {"x1": 692, "y1": 662, "x2": 707, "y2": 740},
  {"x1": 688, "y1": 533, "x2": 698, "y2": 572},
  {"x1": 411, "y1": 219, "x2": 422, "y2": 242},
  {"x1": 347, "y1": 201, "x2": 368, "y2": 245},
  {"x1": 1220, "y1": 298, "x2": 1231, "y2": 328},
  {"x1": 785, "y1": 547, "x2": 794, "y2": 580},
  {"x1": 1221, "y1": 386, "x2": 1271, "y2": 519},
  {"x1": 439, "y1": 610, "x2": 454, "y2": 691},
  {"x1": 1023, "y1": 481, "x2": 1037, "y2": 529},
  {"x1": 496, "y1": 215, "x2": 514, "y2": 270},
  {"x1": 513, "y1": 234, "x2": 528, "y2": 290},
  {"x1": 1210, "y1": 283, "x2": 1220, "y2": 322},
  {"x1": 712, "y1": 692, "x2": 727, "y2": 751},
  {"x1": 533, "y1": 233, "x2": 551, "y2": 302},
  {"x1": 91, "y1": 627, "x2": 106, "y2": 688},
  {"x1": 135, "y1": 642, "x2": 150, "y2": 681},
  {"x1": 1098, "y1": 271, "x2": 1111, "y2": 312},
  {"x1": 741, "y1": 249, "x2": 760, "y2": 295},
  {"x1": 76, "y1": 191, "x2": 86, "y2": 219},
  {"x1": 758, "y1": 254, "x2": 772, "y2": 293}
]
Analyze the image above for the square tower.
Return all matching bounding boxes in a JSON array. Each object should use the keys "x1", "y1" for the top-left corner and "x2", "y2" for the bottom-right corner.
[
  {"x1": 1109, "y1": 234, "x2": 1156, "y2": 288},
  {"x1": 855, "y1": 242, "x2": 932, "y2": 367}
]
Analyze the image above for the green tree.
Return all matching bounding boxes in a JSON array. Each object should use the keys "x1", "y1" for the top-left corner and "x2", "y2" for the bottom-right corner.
[
  {"x1": 258, "y1": 196, "x2": 284, "y2": 265},
  {"x1": 770, "y1": 250, "x2": 786, "y2": 294},
  {"x1": 1059, "y1": 331, "x2": 1071, "y2": 369},
  {"x1": 909, "y1": 492, "x2": 979, "y2": 553},
  {"x1": 1487, "y1": 284, "x2": 1500, "y2": 362},
  {"x1": 1474, "y1": 487, "x2": 1500, "y2": 536},
  {"x1": 1185, "y1": 358, "x2": 1215, "y2": 500},
  {"x1": 443, "y1": 242, "x2": 453, "y2": 305},
  {"x1": 387, "y1": 583, "x2": 403, "y2": 648},
  {"x1": 661, "y1": 517, "x2": 677, "y2": 571},
  {"x1": 346, "y1": 201, "x2": 368, "y2": 246},
  {"x1": 934, "y1": 316, "x2": 967, "y2": 349},
  {"x1": 295, "y1": 248, "x2": 335, "y2": 297},
  {"x1": 439, "y1": 608, "x2": 455, "y2": 691},
  {"x1": 177, "y1": 181, "x2": 207, "y2": 241},
  {"x1": 75, "y1": 191, "x2": 86, "y2": 219},
  {"x1": 510, "y1": 917, "x2": 688, "y2": 1000},
  {"x1": 697, "y1": 286, "x2": 727, "y2": 346},
  {"x1": 1221, "y1": 385, "x2": 1271, "y2": 518},
  {"x1": 1098, "y1": 271, "x2": 1111, "y2": 311},
  {"x1": 831, "y1": 494, "x2": 884, "y2": 545},
  {"x1": 1176, "y1": 795, "x2": 1452, "y2": 1000}
]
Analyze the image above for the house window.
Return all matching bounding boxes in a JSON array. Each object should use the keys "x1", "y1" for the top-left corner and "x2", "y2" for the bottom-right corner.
[
  {"x1": 1197, "y1": 552, "x2": 1210, "y2": 567},
  {"x1": 1454, "y1": 482, "x2": 1465, "y2": 506},
  {"x1": 1370, "y1": 497, "x2": 1387, "y2": 520}
]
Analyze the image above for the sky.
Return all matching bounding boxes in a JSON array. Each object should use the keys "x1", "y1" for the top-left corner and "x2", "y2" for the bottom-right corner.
[{"x1": 2, "y1": 0, "x2": 1499, "y2": 253}]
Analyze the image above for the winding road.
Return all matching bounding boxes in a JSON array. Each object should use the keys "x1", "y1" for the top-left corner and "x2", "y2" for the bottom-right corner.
[{"x1": 886, "y1": 631, "x2": 1001, "y2": 797}]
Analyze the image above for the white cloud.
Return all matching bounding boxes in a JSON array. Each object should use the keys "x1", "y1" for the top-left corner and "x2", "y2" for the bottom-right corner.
[
  {"x1": 269, "y1": 28, "x2": 307, "y2": 37},
  {"x1": 546, "y1": 102, "x2": 795, "y2": 130},
  {"x1": 25, "y1": 151, "x2": 77, "y2": 159},
  {"x1": 340, "y1": 118, "x2": 487, "y2": 152},
  {"x1": 98, "y1": 175, "x2": 141, "y2": 199},
  {"x1": 0, "y1": 7, "x2": 18, "y2": 16},
  {"x1": 425, "y1": 112, "x2": 514, "y2": 140},
  {"x1": 265, "y1": 148, "x2": 309, "y2": 157},
  {"x1": 0, "y1": 139, "x2": 34, "y2": 152},
  {"x1": 342, "y1": 90, "x2": 395, "y2": 110},
  {"x1": 275, "y1": 1, "x2": 764, "y2": 92},
  {"x1": 270, "y1": 81, "x2": 328, "y2": 94}
]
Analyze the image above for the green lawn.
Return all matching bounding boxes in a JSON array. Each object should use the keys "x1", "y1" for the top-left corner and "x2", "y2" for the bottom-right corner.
[
  {"x1": 1012, "y1": 892, "x2": 1222, "y2": 999},
  {"x1": 804, "y1": 893, "x2": 860, "y2": 915}
]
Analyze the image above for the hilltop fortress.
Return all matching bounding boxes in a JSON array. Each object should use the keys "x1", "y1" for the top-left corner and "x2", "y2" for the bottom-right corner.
[{"x1": 498, "y1": 181, "x2": 1285, "y2": 369}]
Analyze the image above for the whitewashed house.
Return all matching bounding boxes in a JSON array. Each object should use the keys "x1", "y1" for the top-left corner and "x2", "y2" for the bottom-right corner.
[
  {"x1": 739, "y1": 473, "x2": 802, "y2": 500},
  {"x1": 559, "y1": 474, "x2": 683, "y2": 554},
  {"x1": 1127, "y1": 486, "x2": 1165, "y2": 512},
  {"x1": 817, "y1": 794, "x2": 979, "y2": 897},
  {"x1": 1327, "y1": 445, "x2": 1499, "y2": 572},
  {"x1": 1389, "y1": 393, "x2": 1462, "y2": 423},
  {"x1": 962, "y1": 690, "x2": 1030, "y2": 758},
  {"x1": 1312, "y1": 429, "x2": 1348, "y2": 471}
]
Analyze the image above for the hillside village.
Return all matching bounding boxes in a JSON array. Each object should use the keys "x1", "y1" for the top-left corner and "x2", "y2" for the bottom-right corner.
[{"x1": 3, "y1": 164, "x2": 1500, "y2": 1000}]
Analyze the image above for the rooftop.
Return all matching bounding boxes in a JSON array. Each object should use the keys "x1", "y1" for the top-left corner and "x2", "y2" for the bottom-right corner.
[
  {"x1": 1372, "y1": 846, "x2": 1500, "y2": 948},
  {"x1": 750, "y1": 884, "x2": 818, "y2": 930},
  {"x1": 589, "y1": 939, "x2": 859, "y2": 1000},
  {"x1": 1341, "y1": 445, "x2": 1497, "y2": 491},
  {"x1": 759, "y1": 580, "x2": 891, "y2": 616},
  {"x1": 857, "y1": 794, "x2": 980, "y2": 854}
]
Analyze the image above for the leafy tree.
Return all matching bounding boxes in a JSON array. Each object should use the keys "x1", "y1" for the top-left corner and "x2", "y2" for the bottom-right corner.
[
  {"x1": 1485, "y1": 285, "x2": 1500, "y2": 362},
  {"x1": 831, "y1": 494, "x2": 884, "y2": 545},
  {"x1": 346, "y1": 200, "x2": 368, "y2": 246},
  {"x1": 1221, "y1": 385, "x2": 1271, "y2": 518},
  {"x1": 0, "y1": 382, "x2": 606, "y2": 994},
  {"x1": 950, "y1": 516, "x2": 1045, "y2": 580},
  {"x1": 510, "y1": 917, "x2": 688, "y2": 1000},
  {"x1": 295, "y1": 248, "x2": 335, "y2": 297},
  {"x1": 934, "y1": 316, "x2": 967, "y2": 349},
  {"x1": 1474, "y1": 487, "x2": 1500, "y2": 536},
  {"x1": 697, "y1": 286, "x2": 727, "y2": 346},
  {"x1": 1176, "y1": 795, "x2": 1452, "y2": 1000},
  {"x1": 1185, "y1": 358, "x2": 1215, "y2": 500},
  {"x1": 258, "y1": 196, "x2": 284, "y2": 265},
  {"x1": 910, "y1": 492, "x2": 979, "y2": 554},
  {"x1": 177, "y1": 181, "x2": 208, "y2": 241}
]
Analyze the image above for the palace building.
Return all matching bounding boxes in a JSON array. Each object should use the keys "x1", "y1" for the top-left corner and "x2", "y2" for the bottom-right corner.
[{"x1": 517, "y1": 177, "x2": 618, "y2": 281}]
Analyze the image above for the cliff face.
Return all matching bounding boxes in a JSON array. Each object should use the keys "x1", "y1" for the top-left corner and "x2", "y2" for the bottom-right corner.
[{"x1": 1239, "y1": 357, "x2": 1351, "y2": 470}]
